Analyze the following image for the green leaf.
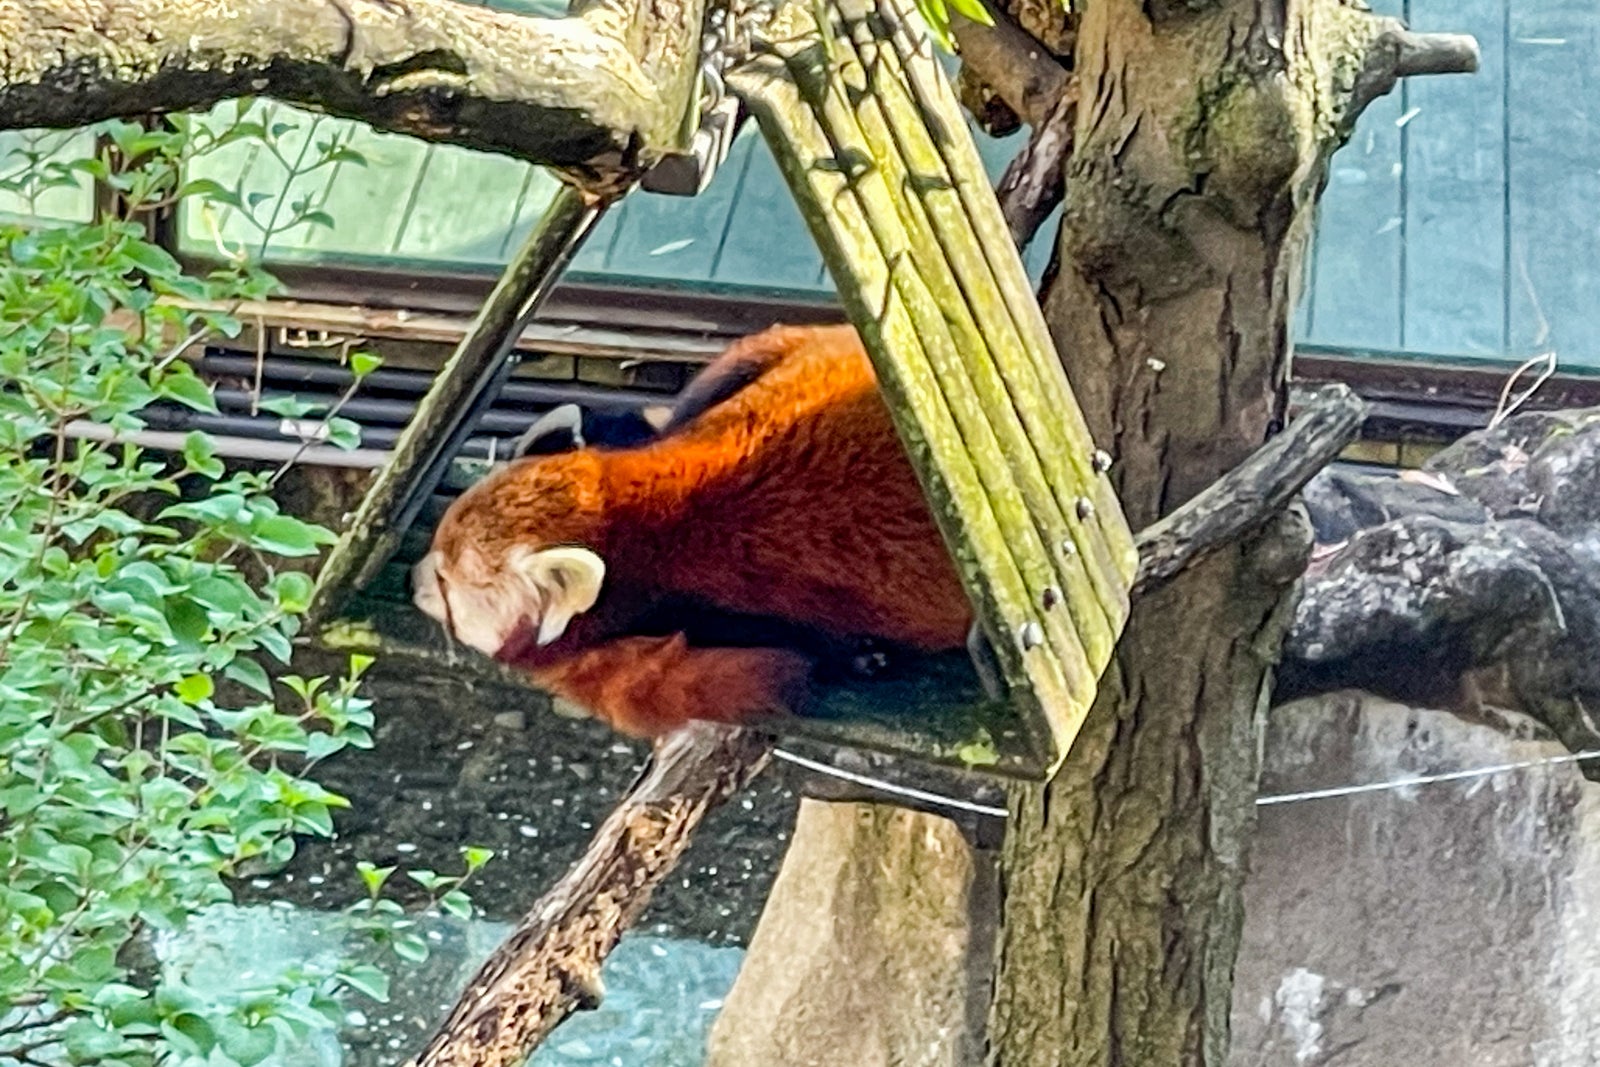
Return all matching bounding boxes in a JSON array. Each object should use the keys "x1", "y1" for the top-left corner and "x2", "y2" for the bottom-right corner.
[
  {"x1": 178, "y1": 178, "x2": 244, "y2": 209},
  {"x1": 270, "y1": 570, "x2": 315, "y2": 612},
  {"x1": 439, "y1": 890, "x2": 474, "y2": 921},
  {"x1": 348, "y1": 351, "x2": 383, "y2": 379},
  {"x1": 461, "y1": 846, "x2": 494, "y2": 873},
  {"x1": 946, "y1": 0, "x2": 994, "y2": 25},
  {"x1": 174, "y1": 673, "x2": 214, "y2": 704},
  {"x1": 120, "y1": 240, "x2": 182, "y2": 280},
  {"x1": 391, "y1": 934, "x2": 429, "y2": 964},
  {"x1": 158, "y1": 369, "x2": 216, "y2": 412},
  {"x1": 406, "y1": 869, "x2": 447, "y2": 891},
  {"x1": 357, "y1": 861, "x2": 395, "y2": 898},
  {"x1": 338, "y1": 964, "x2": 391, "y2": 1003},
  {"x1": 182, "y1": 431, "x2": 225, "y2": 478},
  {"x1": 323, "y1": 417, "x2": 361, "y2": 451},
  {"x1": 257, "y1": 395, "x2": 319, "y2": 418},
  {"x1": 215, "y1": 1017, "x2": 278, "y2": 1067},
  {"x1": 248, "y1": 515, "x2": 333, "y2": 557},
  {"x1": 224, "y1": 657, "x2": 273, "y2": 697}
]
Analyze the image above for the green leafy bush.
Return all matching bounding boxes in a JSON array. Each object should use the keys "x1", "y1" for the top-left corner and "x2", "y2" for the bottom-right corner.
[{"x1": 0, "y1": 115, "x2": 485, "y2": 1066}]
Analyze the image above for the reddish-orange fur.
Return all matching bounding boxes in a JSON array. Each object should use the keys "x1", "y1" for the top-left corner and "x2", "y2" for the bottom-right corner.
[{"x1": 427, "y1": 324, "x2": 972, "y2": 736}]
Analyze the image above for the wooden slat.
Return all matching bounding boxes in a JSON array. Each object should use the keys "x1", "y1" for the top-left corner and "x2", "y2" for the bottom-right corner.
[{"x1": 730, "y1": 0, "x2": 1136, "y2": 775}]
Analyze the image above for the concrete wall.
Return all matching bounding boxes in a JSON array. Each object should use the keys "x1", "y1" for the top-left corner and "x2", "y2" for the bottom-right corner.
[{"x1": 1234, "y1": 691, "x2": 1600, "y2": 1067}]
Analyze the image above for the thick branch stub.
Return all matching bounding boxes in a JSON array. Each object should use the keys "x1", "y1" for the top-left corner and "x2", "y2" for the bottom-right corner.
[
  {"x1": 1349, "y1": 21, "x2": 1480, "y2": 125},
  {"x1": 1133, "y1": 384, "x2": 1366, "y2": 595},
  {"x1": 1392, "y1": 30, "x2": 1480, "y2": 77},
  {"x1": 949, "y1": 7, "x2": 1072, "y2": 129},
  {"x1": 995, "y1": 86, "x2": 1075, "y2": 252}
]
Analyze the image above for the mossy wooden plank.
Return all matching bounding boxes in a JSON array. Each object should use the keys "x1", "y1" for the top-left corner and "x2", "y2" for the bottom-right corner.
[
  {"x1": 876, "y1": 5, "x2": 1135, "y2": 584},
  {"x1": 764, "y1": 27, "x2": 1099, "y2": 701},
  {"x1": 505, "y1": 167, "x2": 569, "y2": 262},
  {"x1": 731, "y1": 52, "x2": 1073, "y2": 765},
  {"x1": 731, "y1": 0, "x2": 1137, "y2": 773},
  {"x1": 809, "y1": 21, "x2": 1122, "y2": 667},
  {"x1": 840, "y1": 12, "x2": 1134, "y2": 627}
]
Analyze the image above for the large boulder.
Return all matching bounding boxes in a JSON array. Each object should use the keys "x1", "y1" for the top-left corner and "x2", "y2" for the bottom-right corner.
[
  {"x1": 1287, "y1": 407, "x2": 1600, "y2": 770},
  {"x1": 704, "y1": 800, "x2": 994, "y2": 1067},
  {"x1": 1233, "y1": 690, "x2": 1600, "y2": 1066}
]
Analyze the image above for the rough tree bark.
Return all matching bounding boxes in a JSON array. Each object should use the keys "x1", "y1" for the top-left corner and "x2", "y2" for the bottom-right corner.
[
  {"x1": 0, "y1": 0, "x2": 703, "y2": 182},
  {"x1": 990, "y1": 3, "x2": 1475, "y2": 1066}
]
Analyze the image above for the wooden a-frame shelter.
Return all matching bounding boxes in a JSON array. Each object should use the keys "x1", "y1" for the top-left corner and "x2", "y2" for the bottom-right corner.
[{"x1": 308, "y1": 0, "x2": 1138, "y2": 781}]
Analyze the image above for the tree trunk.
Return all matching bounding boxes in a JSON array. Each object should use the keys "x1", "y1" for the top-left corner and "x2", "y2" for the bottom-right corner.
[{"x1": 990, "y1": 2, "x2": 1471, "y2": 1065}]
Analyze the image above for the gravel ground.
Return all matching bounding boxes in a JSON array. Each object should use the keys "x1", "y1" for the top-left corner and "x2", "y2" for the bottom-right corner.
[{"x1": 242, "y1": 653, "x2": 801, "y2": 945}]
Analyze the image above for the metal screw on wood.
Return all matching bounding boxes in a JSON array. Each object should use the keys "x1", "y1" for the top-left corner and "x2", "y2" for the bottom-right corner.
[{"x1": 1018, "y1": 621, "x2": 1044, "y2": 649}]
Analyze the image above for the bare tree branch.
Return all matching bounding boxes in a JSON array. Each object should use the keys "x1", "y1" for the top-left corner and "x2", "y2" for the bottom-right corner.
[
  {"x1": 949, "y1": 7, "x2": 1071, "y2": 128},
  {"x1": 405, "y1": 723, "x2": 773, "y2": 1067},
  {"x1": 1348, "y1": 20, "x2": 1480, "y2": 128},
  {"x1": 1133, "y1": 384, "x2": 1367, "y2": 596},
  {"x1": 994, "y1": 85, "x2": 1075, "y2": 251},
  {"x1": 0, "y1": 0, "x2": 704, "y2": 181}
]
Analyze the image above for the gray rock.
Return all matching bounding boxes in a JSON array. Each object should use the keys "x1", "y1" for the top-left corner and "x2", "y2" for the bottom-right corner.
[
  {"x1": 1232, "y1": 691, "x2": 1600, "y2": 1067},
  {"x1": 1287, "y1": 408, "x2": 1600, "y2": 770}
]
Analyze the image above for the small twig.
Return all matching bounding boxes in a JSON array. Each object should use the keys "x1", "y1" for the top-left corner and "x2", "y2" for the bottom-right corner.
[
  {"x1": 267, "y1": 377, "x2": 364, "y2": 485},
  {"x1": 1133, "y1": 383, "x2": 1366, "y2": 595},
  {"x1": 407, "y1": 722, "x2": 773, "y2": 1067},
  {"x1": 1489, "y1": 350, "x2": 1557, "y2": 429},
  {"x1": 153, "y1": 326, "x2": 212, "y2": 375},
  {"x1": 0, "y1": 1009, "x2": 68, "y2": 1041}
]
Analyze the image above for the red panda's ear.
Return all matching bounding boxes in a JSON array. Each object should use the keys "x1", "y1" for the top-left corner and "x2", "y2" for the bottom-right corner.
[{"x1": 509, "y1": 545, "x2": 606, "y2": 646}]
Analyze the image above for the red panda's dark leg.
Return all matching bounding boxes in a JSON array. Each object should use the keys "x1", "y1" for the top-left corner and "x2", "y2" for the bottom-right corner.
[{"x1": 529, "y1": 634, "x2": 812, "y2": 737}]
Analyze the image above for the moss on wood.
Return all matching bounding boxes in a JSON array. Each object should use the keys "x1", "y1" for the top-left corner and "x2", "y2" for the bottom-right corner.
[{"x1": 729, "y1": 0, "x2": 1136, "y2": 774}]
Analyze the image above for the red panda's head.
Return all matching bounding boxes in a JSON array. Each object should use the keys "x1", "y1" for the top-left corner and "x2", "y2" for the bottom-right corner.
[{"x1": 412, "y1": 453, "x2": 608, "y2": 659}]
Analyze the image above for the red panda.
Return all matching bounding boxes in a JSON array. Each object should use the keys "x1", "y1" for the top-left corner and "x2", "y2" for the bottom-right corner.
[{"x1": 411, "y1": 324, "x2": 973, "y2": 737}]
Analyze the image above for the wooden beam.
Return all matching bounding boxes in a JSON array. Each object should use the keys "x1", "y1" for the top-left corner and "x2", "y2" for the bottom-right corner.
[{"x1": 0, "y1": 0, "x2": 705, "y2": 180}]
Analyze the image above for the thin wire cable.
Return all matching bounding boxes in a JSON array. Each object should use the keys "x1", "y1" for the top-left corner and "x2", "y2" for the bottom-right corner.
[
  {"x1": 772, "y1": 749, "x2": 1010, "y2": 818},
  {"x1": 774, "y1": 747, "x2": 1600, "y2": 819},
  {"x1": 1255, "y1": 748, "x2": 1600, "y2": 806}
]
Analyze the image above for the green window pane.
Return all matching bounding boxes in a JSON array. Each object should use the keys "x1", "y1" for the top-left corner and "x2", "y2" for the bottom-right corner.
[{"x1": 0, "y1": 128, "x2": 96, "y2": 226}]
